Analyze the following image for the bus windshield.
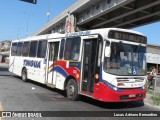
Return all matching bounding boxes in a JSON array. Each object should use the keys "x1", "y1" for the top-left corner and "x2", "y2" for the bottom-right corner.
[{"x1": 103, "y1": 42, "x2": 146, "y2": 76}]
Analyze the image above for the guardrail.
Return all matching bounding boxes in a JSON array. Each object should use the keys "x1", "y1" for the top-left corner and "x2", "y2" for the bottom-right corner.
[{"x1": 153, "y1": 75, "x2": 160, "y2": 95}]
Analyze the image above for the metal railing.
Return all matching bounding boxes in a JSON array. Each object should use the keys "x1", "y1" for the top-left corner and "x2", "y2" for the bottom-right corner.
[{"x1": 153, "y1": 75, "x2": 160, "y2": 95}]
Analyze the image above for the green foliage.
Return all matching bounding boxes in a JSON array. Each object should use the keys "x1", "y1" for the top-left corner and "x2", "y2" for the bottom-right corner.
[
  {"x1": 148, "y1": 67, "x2": 153, "y2": 72},
  {"x1": 152, "y1": 96, "x2": 160, "y2": 105},
  {"x1": 147, "y1": 88, "x2": 160, "y2": 105},
  {"x1": 0, "y1": 49, "x2": 6, "y2": 52},
  {"x1": 147, "y1": 88, "x2": 153, "y2": 94}
]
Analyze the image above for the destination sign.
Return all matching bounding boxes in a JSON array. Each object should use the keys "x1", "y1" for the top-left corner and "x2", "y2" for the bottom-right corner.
[
  {"x1": 65, "y1": 30, "x2": 91, "y2": 37},
  {"x1": 108, "y1": 30, "x2": 147, "y2": 44}
]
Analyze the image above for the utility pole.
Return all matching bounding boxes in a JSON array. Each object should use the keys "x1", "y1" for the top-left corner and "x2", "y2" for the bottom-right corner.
[
  {"x1": 14, "y1": 27, "x2": 24, "y2": 40},
  {"x1": 24, "y1": 12, "x2": 35, "y2": 37},
  {"x1": 26, "y1": 14, "x2": 29, "y2": 37}
]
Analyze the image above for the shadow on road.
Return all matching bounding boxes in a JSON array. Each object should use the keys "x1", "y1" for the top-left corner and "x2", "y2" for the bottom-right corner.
[
  {"x1": 0, "y1": 67, "x2": 8, "y2": 71},
  {"x1": 0, "y1": 66, "x2": 17, "y2": 77},
  {"x1": 79, "y1": 96, "x2": 144, "y2": 109},
  {"x1": 13, "y1": 76, "x2": 144, "y2": 109}
]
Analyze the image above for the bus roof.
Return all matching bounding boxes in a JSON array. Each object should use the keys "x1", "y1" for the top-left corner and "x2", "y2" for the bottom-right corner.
[
  {"x1": 11, "y1": 28, "x2": 145, "y2": 43},
  {"x1": 65, "y1": 28, "x2": 145, "y2": 38},
  {"x1": 11, "y1": 33, "x2": 65, "y2": 42}
]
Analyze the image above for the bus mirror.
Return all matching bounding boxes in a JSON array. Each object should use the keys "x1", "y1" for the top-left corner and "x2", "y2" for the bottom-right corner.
[{"x1": 105, "y1": 46, "x2": 110, "y2": 57}]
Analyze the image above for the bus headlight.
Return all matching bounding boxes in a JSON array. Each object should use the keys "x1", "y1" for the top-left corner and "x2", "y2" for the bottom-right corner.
[
  {"x1": 113, "y1": 87, "x2": 118, "y2": 91},
  {"x1": 139, "y1": 86, "x2": 146, "y2": 90},
  {"x1": 103, "y1": 81, "x2": 122, "y2": 92}
]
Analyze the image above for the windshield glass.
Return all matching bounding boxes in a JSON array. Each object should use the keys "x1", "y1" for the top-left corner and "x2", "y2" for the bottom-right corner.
[{"x1": 103, "y1": 42, "x2": 146, "y2": 76}]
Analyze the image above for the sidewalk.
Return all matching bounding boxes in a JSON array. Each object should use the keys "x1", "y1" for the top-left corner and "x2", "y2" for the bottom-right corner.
[
  {"x1": 0, "y1": 63, "x2": 9, "y2": 67},
  {"x1": 144, "y1": 85, "x2": 160, "y2": 110}
]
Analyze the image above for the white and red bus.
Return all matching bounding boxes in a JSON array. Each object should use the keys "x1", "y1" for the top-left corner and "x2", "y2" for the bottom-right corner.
[{"x1": 9, "y1": 28, "x2": 147, "y2": 102}]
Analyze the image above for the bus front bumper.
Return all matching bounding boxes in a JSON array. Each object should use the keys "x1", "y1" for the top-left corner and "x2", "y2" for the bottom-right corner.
[{"x1": 94, "y1": 82, "x2": 146, "y2": 102}]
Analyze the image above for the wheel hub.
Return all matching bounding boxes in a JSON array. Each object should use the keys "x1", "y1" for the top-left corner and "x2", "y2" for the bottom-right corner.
[{"x1": 68, "y1": 84, "x2": 75, "y2": 96}]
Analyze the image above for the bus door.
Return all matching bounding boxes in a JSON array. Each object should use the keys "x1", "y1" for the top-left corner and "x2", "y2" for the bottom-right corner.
[
  {"x1": 81, "y1": 35, "x2": 101, "y2": 96},
  {"x1": 46, "y1": 40, "x2": 60, "y2": 86}
]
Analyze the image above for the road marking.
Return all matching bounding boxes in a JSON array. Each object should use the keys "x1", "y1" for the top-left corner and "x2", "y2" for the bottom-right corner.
[{"x1": 0, "y1": 102, "x2": 4, "y2": 120}]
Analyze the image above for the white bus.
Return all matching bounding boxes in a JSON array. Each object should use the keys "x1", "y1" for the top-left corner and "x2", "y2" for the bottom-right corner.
[{"x1": 9, "y1": 28, "x2": 147, "y2": 102}]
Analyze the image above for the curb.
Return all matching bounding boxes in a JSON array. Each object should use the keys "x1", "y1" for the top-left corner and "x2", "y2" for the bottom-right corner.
[
  {"x1": 145, "y1": 102, "x2": 160, "y2": 110},
  {"x1": 144, "y1": 93, "x2": 160, "y2": 110},
  {"x1": 0, "y1": 63, "x2": 9, "y2": 67}
]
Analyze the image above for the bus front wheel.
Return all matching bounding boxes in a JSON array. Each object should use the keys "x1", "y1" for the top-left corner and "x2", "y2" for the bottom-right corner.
[
  {"x1": 22, "y1": 68, "x2": 28, "y2": 82},
  {"x1": 66, "y1": 79, "x2": 79, "y2": 101}
]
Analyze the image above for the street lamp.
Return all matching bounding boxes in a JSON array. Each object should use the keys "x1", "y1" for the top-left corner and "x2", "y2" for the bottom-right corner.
[{"x1": 46, "y1": 0, "x2": 51, "y2": 22}]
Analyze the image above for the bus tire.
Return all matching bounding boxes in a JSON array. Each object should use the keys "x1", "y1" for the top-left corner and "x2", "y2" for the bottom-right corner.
[
  {"x1": 22, "y1": 68, "x2": 28, "y2": 82},
  {"x1": 138, "y1": 99, "x2": 144, "y2": 105},
  {"x1": 66, "y1": 79, "x2": 79, "y2": 101}
]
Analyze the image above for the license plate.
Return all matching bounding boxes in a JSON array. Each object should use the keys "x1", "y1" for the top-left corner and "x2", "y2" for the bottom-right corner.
[
  {"x1": 131, "y1": 83, "x2": 143, "y2": 87},
  {"x1": 129, "y1": 94, "x2": 136, "y2": 98}
]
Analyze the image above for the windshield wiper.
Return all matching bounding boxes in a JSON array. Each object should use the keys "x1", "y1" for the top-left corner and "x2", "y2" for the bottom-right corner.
[
  {"x1": 119, "y1": 41, "x2": 125, "y2": 51},
  {"x1": 133, "y1": 44, "x2": 141, "y2": 56}
]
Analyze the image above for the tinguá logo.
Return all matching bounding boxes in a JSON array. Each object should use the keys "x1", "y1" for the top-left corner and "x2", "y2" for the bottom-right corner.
[{"x1": 23, "y1": 60, "x2": 41, "y2": 68}]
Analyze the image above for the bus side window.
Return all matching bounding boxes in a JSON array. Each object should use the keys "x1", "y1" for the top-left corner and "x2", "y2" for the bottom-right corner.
[
  {"x1": 97, "y1": 41, "x2": 102, "y2": 67},
  {"x1": 22, "y1": 42, "x2": 30, "y2": 57},
  {"x1": 59, "y1": 39, "x2": 65, "y2": 59},
  {"x1": 29, "y1": 41, "x2": 38, "y2": 57},
  {"x1": 49, "y1": 42, "x2": 59, "y2": 61},
  {"x1": 64, "y1": 37, "x2": 80, "y2": 61},
  {"x1": 16, "y1": 42, "x2": 23, "y2": 56},
  {"x1": 11, "y1": 42, "x2": 18, "y2": 56},
  {"x1": 37, "y1": 40, "x2": 47, "y2": 58}
]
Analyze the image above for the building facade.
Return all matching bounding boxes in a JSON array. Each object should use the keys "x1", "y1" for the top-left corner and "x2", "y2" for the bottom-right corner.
[{"x1": 147, "y1": 44, "x2": 160, "y2": 73}]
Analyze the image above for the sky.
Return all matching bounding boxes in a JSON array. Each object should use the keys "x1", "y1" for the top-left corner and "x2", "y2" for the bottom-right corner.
[
  {"x1": 0, "y1": 0, "x2": 77, "y2": 40},
  {"x1": 0, "y1": 0, "x2": 160, "y2": 45}
]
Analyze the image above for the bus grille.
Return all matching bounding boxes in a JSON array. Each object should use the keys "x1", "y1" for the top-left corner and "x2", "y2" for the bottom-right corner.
[
  {"x1": 116, "y1": 77, "x2": 144, "y2": 82},
  {"x1": 120, "y1": 94, "x2": 143, "y2": 100}
]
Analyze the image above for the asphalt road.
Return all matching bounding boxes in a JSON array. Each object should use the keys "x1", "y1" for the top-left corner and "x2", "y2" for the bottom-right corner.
[{"x1": 0, "y1": 63, "x2": 159, "y2": 120}]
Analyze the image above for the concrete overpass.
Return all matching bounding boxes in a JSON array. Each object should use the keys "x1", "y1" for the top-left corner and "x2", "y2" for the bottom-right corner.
[{"x1": 34, "y1": 0, "x2": 160, "y2": 35}]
